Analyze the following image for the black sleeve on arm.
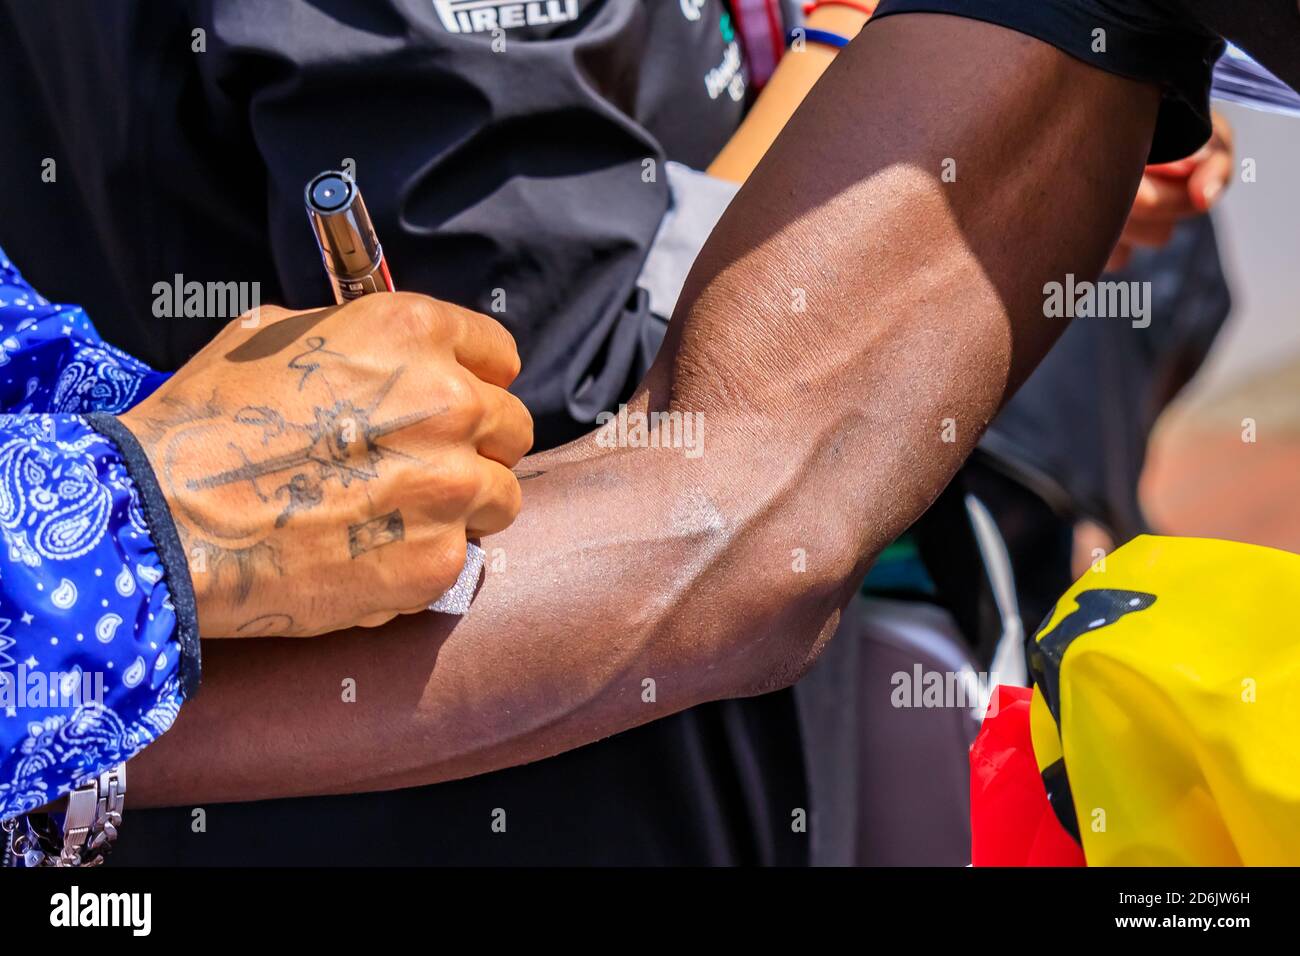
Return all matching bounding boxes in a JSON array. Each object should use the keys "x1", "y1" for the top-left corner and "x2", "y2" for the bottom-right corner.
[{"x1": 870, "y1": 0, "x2": 1225, "y2": 162}]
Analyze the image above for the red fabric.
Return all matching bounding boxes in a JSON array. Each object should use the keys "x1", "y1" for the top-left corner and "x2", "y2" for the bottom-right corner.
[
  {"x1": 803, "y1": 1, "x2": 878, "y2": 15},
  {"x1": 969, "y1": 685, "x2": 1086, "y2": 867},
  {"x1": 762, "y1": 0, "x2": 785, "y2": 59}
]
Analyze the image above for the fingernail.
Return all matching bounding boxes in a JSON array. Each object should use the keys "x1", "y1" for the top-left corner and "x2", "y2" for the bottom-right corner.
[{"x1": 1201, "y1": 180, "x2": 1223, "y2": 209}]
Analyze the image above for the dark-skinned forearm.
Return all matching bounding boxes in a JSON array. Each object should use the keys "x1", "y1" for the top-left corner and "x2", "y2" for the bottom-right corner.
[
  {"x1": 129, "y1": 14, "x2": 1160, "y2": 806},
  {"x1": 130, "y1": 428, "x2": 839, "y2": 804},
  {"x1": 653, "y1": 12, "x2": 1158, "y2": 577}
]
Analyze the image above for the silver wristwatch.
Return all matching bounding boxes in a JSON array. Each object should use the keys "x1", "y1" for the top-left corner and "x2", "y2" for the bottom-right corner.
[{"x1": 2, "y1": 762, "x2": 127, "y2": 867}]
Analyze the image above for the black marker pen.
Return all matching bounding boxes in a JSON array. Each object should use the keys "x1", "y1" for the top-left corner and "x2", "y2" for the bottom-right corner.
[{"x1": 305, "y1": 170, "x2": 395, "y2": 302}]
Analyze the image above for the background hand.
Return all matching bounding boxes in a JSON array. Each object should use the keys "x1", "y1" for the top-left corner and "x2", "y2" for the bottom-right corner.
[{"x1": 1106, "y1": 110, "x2": 1234, "y2": 271}]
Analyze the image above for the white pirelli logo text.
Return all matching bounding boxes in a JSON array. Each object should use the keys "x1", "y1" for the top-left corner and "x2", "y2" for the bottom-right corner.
[
  {"x1": 50, "y1": 886, "x2": 151, "y2": 937},
  {"x1": 433, "y1": 0, "x2": 579, "y2": 33}
]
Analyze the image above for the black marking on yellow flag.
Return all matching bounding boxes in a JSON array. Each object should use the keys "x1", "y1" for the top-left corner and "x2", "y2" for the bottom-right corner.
[
  {"x1": 1027, "y1": 589, "x2": 1157, "y2": 842},
  {"x1": 1030, "y1": 589, "x2": 1157, "y2": 725}
]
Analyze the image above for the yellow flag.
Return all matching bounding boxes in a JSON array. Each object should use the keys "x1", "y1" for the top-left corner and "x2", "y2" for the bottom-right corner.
[{"x1": 1028, "y1": 535, "x2": 1300, "y2": 865}]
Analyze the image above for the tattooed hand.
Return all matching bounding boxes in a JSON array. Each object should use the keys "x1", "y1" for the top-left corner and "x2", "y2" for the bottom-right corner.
[{"x1": 118, "y1": 293, "x2": 532, "y2": 637}]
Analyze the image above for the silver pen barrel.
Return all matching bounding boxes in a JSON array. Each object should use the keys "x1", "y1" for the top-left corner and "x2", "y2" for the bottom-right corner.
[{"x1": 305, "y1": 170, "x2": 394, "y2": 302}]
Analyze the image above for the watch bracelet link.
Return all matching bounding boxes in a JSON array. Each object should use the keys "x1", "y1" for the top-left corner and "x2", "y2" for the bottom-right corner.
[{"x1": 1, "y1": 762, "x2": 126, "y2": 867}]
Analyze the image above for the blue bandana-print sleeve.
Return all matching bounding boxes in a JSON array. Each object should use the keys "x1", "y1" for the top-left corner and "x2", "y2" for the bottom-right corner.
[
  {"x1": 0, "y1": 247, "x2": 195, "y2": 822},
  {"x1": 0, "y1": 249, "x2": 169, "y2": 414}
]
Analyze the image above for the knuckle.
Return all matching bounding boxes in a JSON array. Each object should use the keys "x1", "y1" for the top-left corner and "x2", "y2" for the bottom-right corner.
[
  {"x1": 463, "y1": 309, "x2": 521, "y2": 378},
  {"x1": 394, "y1": 293, "x2": 445, "y2": 338},
  {"x1": 500, "y1": 473, "x2": 523, "y2": 522},
  {"x1": 491, "y1": 320, "x2": 522, "y2": 380},
  {"x1": 508, "y1": 394, "x2": 534, "y2": 460},
  {"x1": 439, "y1": 374, "x2": 486, "y2": 432},
  {"x1": 427, "y1": 534, "x2": 471, "y2": 587},
  {"x1": 432, "y1": 454, "x2": 480, "y2": 509}
]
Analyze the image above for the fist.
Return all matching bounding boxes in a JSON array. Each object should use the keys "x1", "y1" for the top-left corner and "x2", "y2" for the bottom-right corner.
[{"x1": 119, "y1": 293, "x2": 533, "y2": 636}]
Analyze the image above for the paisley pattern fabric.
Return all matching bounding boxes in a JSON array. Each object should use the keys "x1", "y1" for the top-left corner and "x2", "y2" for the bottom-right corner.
[{"x1": 0, "y1": 246, "x2": 184, "y2": 822}]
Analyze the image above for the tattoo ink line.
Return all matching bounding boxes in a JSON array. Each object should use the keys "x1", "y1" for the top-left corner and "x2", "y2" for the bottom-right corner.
[{"x1": 348, "y1": 510, "x2": 405, "y2": 558}]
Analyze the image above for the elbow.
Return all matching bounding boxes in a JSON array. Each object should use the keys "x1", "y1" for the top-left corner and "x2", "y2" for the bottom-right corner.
[
  {"x1": 736, "y1": 606, "x2": 846, "y2": 698},
  {"x1": 724, "y1": 538, "x2": 865, "y2": 699},
  {"x1": 644, "y1": 435, "x2": 873, "y2": 704}
]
